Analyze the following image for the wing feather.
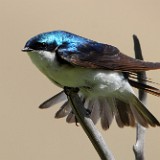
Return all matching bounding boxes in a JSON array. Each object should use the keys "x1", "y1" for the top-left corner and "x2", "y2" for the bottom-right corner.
[{"x1": 56, "y1": 42, "x2": 160, "y2": 72}]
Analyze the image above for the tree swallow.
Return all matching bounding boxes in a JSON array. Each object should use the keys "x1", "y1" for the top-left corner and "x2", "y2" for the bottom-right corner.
[{"x1": 22, "y1": 30, "x2": 160, "y2": 130}]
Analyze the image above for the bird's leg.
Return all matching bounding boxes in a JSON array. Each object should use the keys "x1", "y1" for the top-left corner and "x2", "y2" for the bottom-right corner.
[
  {"x1": 64, "y1": 86, "x2": 79, "y2": 94},
  {"x1": 64, "y1": 86, "x2": 91, "y2": 126}
]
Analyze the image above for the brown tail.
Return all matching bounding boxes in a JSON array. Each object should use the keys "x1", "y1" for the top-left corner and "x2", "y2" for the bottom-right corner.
[
  {"x1": 52, "y1": 93, "x2": 160, "y2": 130},
  {"x1": 39, "y1": 90, "x2": 160, "y2": 129},
  {"x1": 107, "y1": 96, "x2": 160, "y2": 128},
  {"x1": 129, "y1": 94, "x2": 160, "y2": 127}
]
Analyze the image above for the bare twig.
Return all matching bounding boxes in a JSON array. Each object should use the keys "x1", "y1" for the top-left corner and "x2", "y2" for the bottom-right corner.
[
  {"x1": 133, "y1": 35, "x2": 147, "y2": 160},
  {"x1": 64, "y1": 87, "x2": 115, "y2": 160}
]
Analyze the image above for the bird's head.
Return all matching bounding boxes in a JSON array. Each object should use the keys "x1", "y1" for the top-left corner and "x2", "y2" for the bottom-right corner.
[
  {"x1": 22, "y1": 30, "x2": 91, "y2": 53},
  {"x1": 22, "y1": 31, "x2": 64, "y2": 53},
  {"x1": 22, "y1": 30, "x2": 91, "y2": 64},
  {"x1": 22, "y1": 30, "x2": 72, "y2": 63}
]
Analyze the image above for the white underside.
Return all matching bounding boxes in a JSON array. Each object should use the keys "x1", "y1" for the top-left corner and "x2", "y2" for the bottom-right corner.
[{"x1": 28, "y1": 51, "x2": 134, "y2": 100}]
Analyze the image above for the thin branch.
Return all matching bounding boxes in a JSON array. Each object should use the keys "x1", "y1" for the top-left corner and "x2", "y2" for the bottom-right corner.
[
  {"x1": 64, "y1": 87, "x2": 115, "y2": 160},
  {"x1": 133, "y1": 35, "x2": 147, "y2": 160}
]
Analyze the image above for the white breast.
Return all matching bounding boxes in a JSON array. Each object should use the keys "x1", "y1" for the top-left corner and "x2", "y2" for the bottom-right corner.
[{"x1": 28, "y1": 50, "x2": 133, "y2": 98}]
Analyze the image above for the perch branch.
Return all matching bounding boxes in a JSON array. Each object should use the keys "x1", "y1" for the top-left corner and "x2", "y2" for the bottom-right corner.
[
  {"x1": 64, "y1": 87, "x2": 115, "y2": 160},
  {"x1": 133, "y1": 35, "x2": 147, "y2": 160}
]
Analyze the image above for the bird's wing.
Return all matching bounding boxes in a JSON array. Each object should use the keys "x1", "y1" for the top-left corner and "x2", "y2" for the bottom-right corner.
[
  {"x1": 56, "y1": 42, "x2": 160, "y2": 96},
  {"x1": 56, "y1": 42, "x2": 160, "y2": 72}
]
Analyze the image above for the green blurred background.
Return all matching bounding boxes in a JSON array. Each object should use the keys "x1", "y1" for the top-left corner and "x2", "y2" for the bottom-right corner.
[{"x1": 1, "y1": 0, "x2": 160, "y2": 159}]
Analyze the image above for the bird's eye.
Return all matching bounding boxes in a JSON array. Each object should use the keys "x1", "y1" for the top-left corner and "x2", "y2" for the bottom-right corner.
[
  {"x1": 41, "y1": 42, "x2": 47, "y2": 47},
  {"x1": 32, "y1": 42, "x2": 48, "y2": 50}
]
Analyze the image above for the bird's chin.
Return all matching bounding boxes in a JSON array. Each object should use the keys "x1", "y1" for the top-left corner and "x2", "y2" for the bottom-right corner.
[
  {"x1": 27, "y1": 50, "x2": 56, "y2": 69},
  {"x1": 26, "y1": 50, "x2": 37, "y2": 57}
]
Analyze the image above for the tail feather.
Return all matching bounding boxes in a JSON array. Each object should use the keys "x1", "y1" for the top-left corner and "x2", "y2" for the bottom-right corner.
[
  {"x1": 115, "y1": 99, "x2": 136, "y2": 127},
  {"x1": 39, "y1": 90, "x2": 160, "y2": 129},
  {"x1": 111, "y1": 98, "x2": 125, "y2": 128},
  {"x1": 55, "y1": 101, "x2": 71, "y2": 118},
  {"x1": 130, "y1": 95, "x2": 160, "y2": 127},
  {"x1": 130, "y1": 105, "x2": 149, "y2": 127},
  {"x1": 39, "y1": 91, "x2": 66, "y2": 109},
  {"x1": 90, "y1": 99, "x2": 101, "y2": 124},
  {"x1": 66, "y1": 112, "x2": 76, "y2": 123},
  {"x1": 54, "y1": 94, "x2": 160, "y2": 128},
  {"x1": 100, "y1": 99, "x2": 114, "y2": 130}
]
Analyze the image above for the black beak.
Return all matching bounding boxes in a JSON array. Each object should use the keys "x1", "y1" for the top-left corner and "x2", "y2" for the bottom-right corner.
[{"x1": 22, "y1": 47, "x2": 33, "y2": 52}]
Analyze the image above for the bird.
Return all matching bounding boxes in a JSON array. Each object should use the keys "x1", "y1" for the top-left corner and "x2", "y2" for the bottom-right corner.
[{"x1": 22, "y1": 30, "x2": 160, "y2": 130}]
